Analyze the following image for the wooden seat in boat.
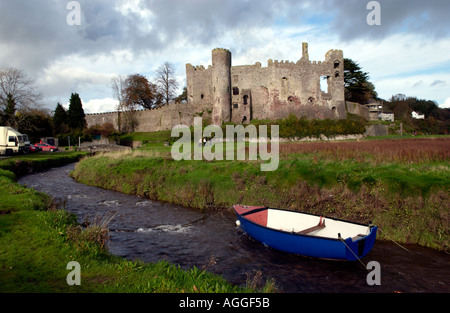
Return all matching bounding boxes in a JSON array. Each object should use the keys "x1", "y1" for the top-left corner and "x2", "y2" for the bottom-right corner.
[{"x1": 298, "y1": 217, "x2": 326, "y2": 235}]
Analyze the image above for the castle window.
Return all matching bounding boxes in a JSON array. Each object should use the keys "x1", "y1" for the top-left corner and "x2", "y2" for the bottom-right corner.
[
  {"x1": 320, "y1": 75, "x2": 330, "y2": 93},
  {"x1": 308, "y1": 97, "x2": 315, "y2": 104},
  {"x1": 243, "y1": 95, "x2": 248, "y2": 105},
  {"x1": 335, "y1": 71, "x2": 340, "y2": 78},
  {"x1": 233, "y1": 103, "x2": 238, "y2": 109},
  {"x1": 334, "y1": 61, "x2": 340, "y2": 68},
  {"x1": 288, "y1": 96, "x2": 294, "y2": 102},
  {"x1": 201, "y1": 94, "x2": 204, "y2": 99},
  {"x1": 281, "y1": 77, "x2": 287, "y2": 87},
  {"x1": 332, "y1": 106, "x2": 337, "y2": 117},
  {"x1": 233, "y1": 87, "x2": 239, "y2": 95}
]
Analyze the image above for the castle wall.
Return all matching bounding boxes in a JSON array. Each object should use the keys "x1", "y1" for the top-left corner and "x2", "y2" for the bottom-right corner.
[
  {"x1": 85, "y1": 111, "x2": 120, "y2": 130},
  {"x1": 85, "y1": 102, "x2": 200, "y2": 133},
  {"x1": 86, "y1": 42, "x2": 348, "y2": 133}
]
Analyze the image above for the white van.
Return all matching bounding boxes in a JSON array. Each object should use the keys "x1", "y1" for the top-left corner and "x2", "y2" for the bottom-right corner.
[{"x1": 0, "y1": 126, "x2": 26, "y2": 155}]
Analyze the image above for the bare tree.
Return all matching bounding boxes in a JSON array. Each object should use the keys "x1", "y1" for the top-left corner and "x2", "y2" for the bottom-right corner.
[
  {"x1": 155, "y1": 62, "x2": 179, "y2": 106},
  {"x1": 111, "y1": 75, "x2": 127, "y2": 112},
  {"x1": 0, "y1": 67, "x2": 42, "y2": 128}
]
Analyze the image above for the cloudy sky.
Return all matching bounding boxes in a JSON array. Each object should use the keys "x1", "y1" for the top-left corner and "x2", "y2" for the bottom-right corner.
[{"x1": 1, "y1": 0, "x2": 449, "y2": 113}]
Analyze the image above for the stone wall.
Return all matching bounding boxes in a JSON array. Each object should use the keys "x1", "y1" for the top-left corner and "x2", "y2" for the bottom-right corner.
[
  {"x1": 85, "y1": 102, "x2": 204, "y2": 132},
  {"x1": 346, "y1": 101, "x2": 370, "y2": 120},
  {"x1": 364, "y1": 124, "x2": 388, "y2": 137}
]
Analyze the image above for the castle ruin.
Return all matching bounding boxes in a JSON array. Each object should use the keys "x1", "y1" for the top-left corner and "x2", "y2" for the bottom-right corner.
[{"x1": 86, "y1": 42, "x2": 346, "y2": 132}]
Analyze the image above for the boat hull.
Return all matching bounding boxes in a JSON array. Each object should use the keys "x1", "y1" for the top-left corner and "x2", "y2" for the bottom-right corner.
[{"x1": 234, "y1": 205, "x2": 377, "y2": 261}]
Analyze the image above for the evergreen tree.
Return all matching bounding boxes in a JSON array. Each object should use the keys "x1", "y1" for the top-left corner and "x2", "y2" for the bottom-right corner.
[
  {"x1": 53, "y1": 102, "x2": 68, "y2": 134},
  {"x1": 67, "y1": 93, "x2": 86, "y2": 130},
  {"x1": 344, "y1": 58, "x2": 376, "y2": 104}
]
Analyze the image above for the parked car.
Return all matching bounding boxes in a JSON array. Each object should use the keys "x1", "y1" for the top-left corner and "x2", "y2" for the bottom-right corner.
[
  {"x1": 27, "y1": 145, "x2": 40, "y2": 153},
  {"x1": 34, "y1": 143, "x2": 58, "y2": 152},
  {"x1": 33, "y1": 144, "x2": 42, "y2": 152}
]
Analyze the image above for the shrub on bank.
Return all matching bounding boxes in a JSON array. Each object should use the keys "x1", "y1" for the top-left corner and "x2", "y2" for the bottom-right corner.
[{"x1": 251, "y1": 114, "x2": 366, "y2": 139}]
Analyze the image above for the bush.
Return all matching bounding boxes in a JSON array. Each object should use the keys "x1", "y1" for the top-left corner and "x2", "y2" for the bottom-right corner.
[{"x1": 252, "y1": 115, "x2": 366, "y2": 139}]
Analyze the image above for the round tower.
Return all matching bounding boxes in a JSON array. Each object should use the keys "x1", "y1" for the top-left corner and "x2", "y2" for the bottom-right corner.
[{"x1": 211, "y1": 48, "x2": 231, "y2": 125}]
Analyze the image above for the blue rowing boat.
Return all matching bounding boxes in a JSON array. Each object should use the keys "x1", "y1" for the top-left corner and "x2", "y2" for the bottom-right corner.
[{"x1": 234, "y1": 205, "x2": 377, "y2": 261}]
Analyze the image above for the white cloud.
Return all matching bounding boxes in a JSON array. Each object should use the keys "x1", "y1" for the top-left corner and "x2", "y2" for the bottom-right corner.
[
  {"x1": 1, "y1": 0, "x2": 449, "y2": 114},
  {"x1": 82, "y1": 98, "x2": 118, "y2": 114},
  {"x1": 440, "y1": 97, "x2": 450, "y2": 109}
]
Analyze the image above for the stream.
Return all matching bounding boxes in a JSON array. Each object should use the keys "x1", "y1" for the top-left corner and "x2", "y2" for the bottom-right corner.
[{"x1": 18, "y1": 163, "x2": 450, "y2": 293}]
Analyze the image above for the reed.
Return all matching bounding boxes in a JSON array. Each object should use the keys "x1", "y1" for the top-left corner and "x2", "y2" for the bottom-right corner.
[{"x1": 279, "y1": 137, "x2": 450, "y2": 164}]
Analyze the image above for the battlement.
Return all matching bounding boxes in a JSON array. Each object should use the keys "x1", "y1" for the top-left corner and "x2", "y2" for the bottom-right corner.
[{"x1": 212, "y1": 48, "x2": 231, "y2": 54}]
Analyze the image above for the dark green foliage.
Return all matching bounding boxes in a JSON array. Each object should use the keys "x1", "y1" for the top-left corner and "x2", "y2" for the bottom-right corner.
[
  {"x1": 344, "y1": 58, "x2": 376, "y2": 104},
  {"x1": 67, "y1": 93, "x2": 86, "y2": 131},
  {"x1": 251, "y1": 114, "x2": 366, "y2": 139},
  {"x1": 385, "y1": 96, "x2": 450, "y2": 135},
  {"x1": 53, "y1": 103, "x2": 68, "y2": 135}
]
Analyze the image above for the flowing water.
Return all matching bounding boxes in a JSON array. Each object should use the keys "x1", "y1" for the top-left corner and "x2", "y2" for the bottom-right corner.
[{"x1": 19, "y1": 163, "x2": 450, "y2": 293}]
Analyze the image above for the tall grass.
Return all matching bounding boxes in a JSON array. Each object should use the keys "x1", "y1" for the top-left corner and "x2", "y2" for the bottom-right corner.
[{"x1": 279, "y1": 137, "x2": 450, "y2": 164}]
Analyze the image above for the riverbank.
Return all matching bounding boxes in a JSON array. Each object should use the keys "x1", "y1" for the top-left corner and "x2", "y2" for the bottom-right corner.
[
  {"x1": 0, "y1": 152, "x2": 265, "y2": 292},
  {"x1": 71, "y1": 137, "x2": 449, "y2": 252}
]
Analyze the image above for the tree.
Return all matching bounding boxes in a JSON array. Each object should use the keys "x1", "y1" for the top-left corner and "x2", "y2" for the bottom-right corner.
[
  {"x1": 19, "y1": 108, "x2": 53, "y2": 143},
  {"x1": 407, "y1": 97, "x2": 438, "y2": 118},
  {"x1": 344, "y1": 58, "x2": 376, "y2": 104},
  {"x1": 53, "y1": 103, "x2": 69, "y2": 135},
  {"x1": 67, "y1": 93, "x2": 86, "y2": 130},
  {"x1": 0, "y1": 67, "x2": 42, "y2": 128},
  {"x1": 155, "y1": 62, "x2": 179, "y2": 106},
  {"x1": 111, "y1": 75, "x2": 127, "y2": 112},
  {"x1": 111, "y1": 74, "x2": 162, "y2": 132},
  {"x1": 175, "y1": 86, "x2": 187, "y2": 103},
  {"x1": 124, "y1": 74, "x2": 161, "y2": 110}
]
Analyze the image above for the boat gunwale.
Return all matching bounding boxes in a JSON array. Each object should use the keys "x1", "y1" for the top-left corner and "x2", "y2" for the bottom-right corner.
[{"x1": 235, "y1": 205, "x2": 376, "y2": 242}]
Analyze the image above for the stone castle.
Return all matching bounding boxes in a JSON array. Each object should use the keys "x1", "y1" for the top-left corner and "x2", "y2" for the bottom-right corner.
[{"x1": 86, "y1": 42, "x2": 347, "y2": 132}]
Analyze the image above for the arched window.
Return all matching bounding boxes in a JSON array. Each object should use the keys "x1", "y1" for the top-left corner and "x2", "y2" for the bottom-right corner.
[{"x1": 243, "y1": 95, "x2": 248, "y2": 105}]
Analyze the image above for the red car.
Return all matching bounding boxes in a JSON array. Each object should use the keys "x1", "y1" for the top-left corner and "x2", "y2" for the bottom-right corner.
[
  {"x1": 26, "y1": 145, "x2": 40, "y2": 153},
  {"x1": 34, "y1": 143, "x2": 58, "y2": 152}
]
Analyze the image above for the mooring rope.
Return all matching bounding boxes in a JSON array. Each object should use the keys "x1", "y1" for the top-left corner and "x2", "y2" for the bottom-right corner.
[
  {"x1": 377, "y1": 228, "x2": 410, "y2": 252},
  {"x1": 338, "y1": 233, "x2": 368, "y2": 270}
]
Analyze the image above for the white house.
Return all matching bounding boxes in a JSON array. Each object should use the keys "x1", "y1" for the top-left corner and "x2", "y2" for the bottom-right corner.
[{"x1": 411, "y1": 111, "x2": 425, "y2": 119}]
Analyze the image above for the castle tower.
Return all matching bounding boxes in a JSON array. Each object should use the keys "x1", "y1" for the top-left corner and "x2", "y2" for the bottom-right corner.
[{"x1": 211, "y1": 48, "x2": 231, "y2": 125}]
